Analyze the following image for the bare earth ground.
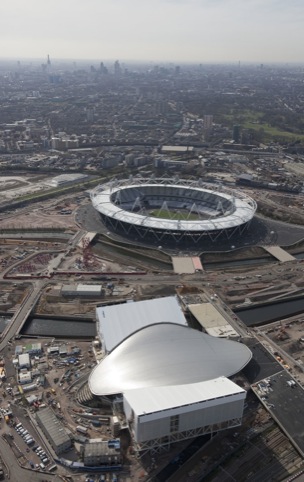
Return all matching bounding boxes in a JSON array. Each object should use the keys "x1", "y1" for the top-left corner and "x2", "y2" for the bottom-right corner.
[{"x1": 1, "y1": 206, "x2": 77, "y2": 230}]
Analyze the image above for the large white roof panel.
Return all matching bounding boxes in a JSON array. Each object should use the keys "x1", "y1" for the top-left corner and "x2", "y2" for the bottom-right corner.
[
  {"x1": 123, "y1": 377, "x2": 246, "y2": 416},
  {"x1": 97, "y1": 296, "x2": 187, "y2": 353}
]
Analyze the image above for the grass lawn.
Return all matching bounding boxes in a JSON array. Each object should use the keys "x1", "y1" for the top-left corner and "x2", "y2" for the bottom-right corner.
[
  {"x1": 222, "y1": 109, "x2": 304, "y2": 142},
  {"x1": 243, "y1": 121, "x2": 304, "y2": 141}
]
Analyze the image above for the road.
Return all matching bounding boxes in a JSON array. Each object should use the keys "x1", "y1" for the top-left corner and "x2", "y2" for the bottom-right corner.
[
  {"x1": 0, "y1": 280, "x2": 48, "y2": 351},
  {"x1": 0, "y1": 229, "x2": 88, "y2": 348},
  {"x1": 0, "y1": 434, "x2": 64, "y2": 481}
]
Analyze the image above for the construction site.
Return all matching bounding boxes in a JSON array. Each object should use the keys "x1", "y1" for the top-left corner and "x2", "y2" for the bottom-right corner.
[{"x1": 0, "y1": 168, "x2": 304, "y2": 481}]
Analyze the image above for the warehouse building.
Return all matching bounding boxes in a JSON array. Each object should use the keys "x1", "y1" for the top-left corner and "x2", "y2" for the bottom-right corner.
[
  {"x1": 83, "y1": 439, "x2": 122, "y2": 466},
  {"x1": 23, "y1": 343, "x2": 42, "y2": 355},
  {"x1": 18, "y1": 372, "x2": 32, "y2": 385},
  {"x1": 46, "y1": 173, "x2": 88, "y2": 187},
  {"x1": 18, "y1": 353, "x2": 30, "y2": 369},
  {"x1": 36, "y1": 407, "x2": 71, "y2": 454},
  {"x1": 61, "y1": 284, "x2": 103, "y2": 298}
]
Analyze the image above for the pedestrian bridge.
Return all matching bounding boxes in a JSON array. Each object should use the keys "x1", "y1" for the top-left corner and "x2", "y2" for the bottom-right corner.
[{"x1": 263, "y1": 245, "x2": 295, "y2": 262}]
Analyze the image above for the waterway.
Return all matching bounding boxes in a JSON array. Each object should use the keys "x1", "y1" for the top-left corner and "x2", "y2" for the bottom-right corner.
[
  {"x1": 18, "y1": 297, "x2": 304, "y2": 336},
  {"x1": 21, "y1": 317, "x2": 96, "y2": 338},
  {"x1": 1, "y1": 297, "x2": 303, "y2": 337},
  {"x1": 203, "y1": 257, "x2": 272, "y2": 271},
  {"x1": 93, "y1": 240, "x2": 171, "y2": 271},
  {"x1": 236, "y1": 296, "x2": 304, "y2": 326},
  {"x1": 294, "y1": 252, "x2": 304, "y2": 260},
  {"x1": 0, "y1": 316, "x2": 11, "y2": 333}
]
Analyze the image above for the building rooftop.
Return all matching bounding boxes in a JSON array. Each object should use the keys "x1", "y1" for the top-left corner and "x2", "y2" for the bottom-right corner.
[
  {"x1": 96, "y1": 295, "x2": 187, "y2": 353},
  {"x1": 188, "y1": 302, "x2": 239, "y2": 338},
  {"x1": 36, "y1": 407, "x2": 71, "y2": 449},
  {"x1": 89, "y1": 322, "x2": 252, "y2": 396},
  {"x1": 123, "y1": 377, "x2": 246, "y2": 416}
]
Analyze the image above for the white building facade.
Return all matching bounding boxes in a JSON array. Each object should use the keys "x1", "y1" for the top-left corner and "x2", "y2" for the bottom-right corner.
[{"x1": 123, "y1": 377, "x2": 246, "y2": 453}]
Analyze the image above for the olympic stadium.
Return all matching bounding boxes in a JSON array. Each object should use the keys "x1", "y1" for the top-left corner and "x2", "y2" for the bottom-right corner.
[{"x1": 90, "y1": 177, "x2": 257, "y2": 246}]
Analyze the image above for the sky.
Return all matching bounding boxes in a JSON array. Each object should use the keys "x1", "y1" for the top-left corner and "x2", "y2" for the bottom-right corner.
[{"x1": 1, "y1": 0, "x2": 304, "y2": 64}]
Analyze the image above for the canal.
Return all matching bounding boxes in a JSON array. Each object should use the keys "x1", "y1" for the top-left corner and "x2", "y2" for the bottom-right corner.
[
  {"x1": 236, "y1": 296, "x2": 304, "y2": 326},
  {"x1": 20, "y1": 316, "x2": 96, "y2": 338}
]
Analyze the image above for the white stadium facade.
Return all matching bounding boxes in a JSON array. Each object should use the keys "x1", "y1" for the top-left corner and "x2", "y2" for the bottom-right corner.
[
  {"x1": 85, "y1": 297, "x2": 252, "y2": 453},
  {"x1": 90, "y1": 177, "x2": 257, "y2": 245}
]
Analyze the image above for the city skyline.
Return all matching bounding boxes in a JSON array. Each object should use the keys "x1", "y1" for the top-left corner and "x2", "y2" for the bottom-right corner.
[{"x1": 1, "y1": 0, "x2": 304, "y2": 64}]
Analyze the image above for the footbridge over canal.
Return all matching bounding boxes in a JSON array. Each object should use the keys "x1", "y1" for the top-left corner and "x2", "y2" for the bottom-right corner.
[{"x1": 263, "y1": 245, "x2": 295, "y2": 262}]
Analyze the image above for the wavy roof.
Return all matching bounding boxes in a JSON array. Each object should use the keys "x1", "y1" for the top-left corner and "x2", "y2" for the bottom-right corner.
[{"x1": 89, "y1": 323, "x2": 252, "y2": 396}]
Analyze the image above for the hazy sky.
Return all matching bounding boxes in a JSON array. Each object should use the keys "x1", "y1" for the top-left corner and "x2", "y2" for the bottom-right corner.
[{"x1": 1, "y1": 0, "x2": 304, "y2": 63}]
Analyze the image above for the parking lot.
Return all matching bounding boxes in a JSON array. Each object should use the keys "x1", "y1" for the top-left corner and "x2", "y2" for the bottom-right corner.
[{"x1": 252, "y1": 370, "x2": 304, "y2": 456}]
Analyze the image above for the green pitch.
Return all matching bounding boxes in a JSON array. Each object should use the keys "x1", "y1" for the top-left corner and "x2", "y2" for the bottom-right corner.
[{"x1": 149, "y1": 209, "x2": 201, "y2": 220}]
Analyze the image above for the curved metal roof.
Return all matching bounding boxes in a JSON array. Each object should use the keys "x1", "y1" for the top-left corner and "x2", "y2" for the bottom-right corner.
[
  {"x1": 91, "y1": 180, "x2": 256, "y2": 232},
  {"x1": 89, "y1": 323, "x2": 252, "y2": 396}
]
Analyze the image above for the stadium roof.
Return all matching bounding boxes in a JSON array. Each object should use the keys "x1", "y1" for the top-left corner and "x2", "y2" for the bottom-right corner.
[
  {"x1": 96, "y1": 296, "x2": 187, "y2": 353},
  {"x1": 123, "y1": 377, "x2": 246, "y2": 416},
  {"x1": 91, "y1": 179, "x2": 256, "y2": 232},
  {"x1": 89, "y1": 323, "x2": 252, "y2": 396}
]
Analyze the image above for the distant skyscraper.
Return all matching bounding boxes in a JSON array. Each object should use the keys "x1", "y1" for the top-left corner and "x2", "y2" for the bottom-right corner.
[
  {"x1": 42, "y1": 55, "x2": 51, "y2": 73},
  {"x1": 155, "y1": 101, "x2": 169, "y2": 115},
  {"x1": 204, "y1": 115, "x2": 213, "y2": 130},
  {"x1": 114, "y1": 60, "x2": 121, "y2": 76},
  {"x1": 100, "y1": 62, "x2": 108, "y2": 74},
  {"x1": 86, "y1": 107, "x2": 95, "y2": 122},
  {"x1": 233, "y1": 125, "x2": 240, "y2": 143}
]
